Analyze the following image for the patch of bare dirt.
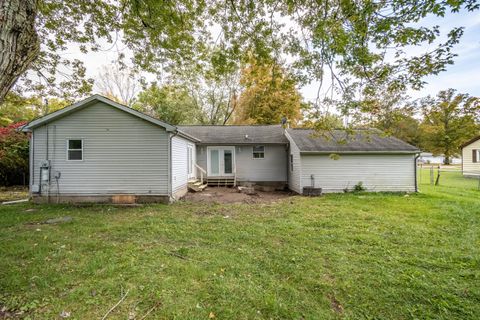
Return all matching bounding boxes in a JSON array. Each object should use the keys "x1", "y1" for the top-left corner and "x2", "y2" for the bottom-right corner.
[
  {"x1": 0, "y1": 306, "x2": 18, "y2": 319},
  {"x1": 328, "y1": 294, "x2": 344, "y2": 314},
  {"x1": 0, "y1": 186, "x2": 28, "y2": 203},
  {"x1": 183, "y1": 187, "x2": 292, "y2": 204}
]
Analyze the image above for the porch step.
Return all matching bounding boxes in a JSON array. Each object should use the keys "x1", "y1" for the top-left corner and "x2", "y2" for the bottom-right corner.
[
  {"x1": 188, "y1": 180, "x2": 208, "y2": 192},
  {"x1": 206, "y1": 177, "x2": 235, "y2": 187}
]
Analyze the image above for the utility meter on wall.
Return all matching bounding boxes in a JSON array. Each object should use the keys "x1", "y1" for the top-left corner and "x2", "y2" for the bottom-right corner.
[{"x1": 40, "y1": 160, "x2": 50, "y2": 183}]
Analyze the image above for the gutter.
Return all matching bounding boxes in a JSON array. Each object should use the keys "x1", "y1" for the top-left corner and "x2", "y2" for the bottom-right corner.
[
  {"x1": 176, "y1": 129, "x2": 201, "y2": 143},
  {"x1": 299, "y1": 150, "x2": 420, "y2": 155}
]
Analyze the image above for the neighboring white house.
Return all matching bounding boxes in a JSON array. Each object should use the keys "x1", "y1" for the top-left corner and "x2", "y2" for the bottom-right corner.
[
  {"x1": 461, "y1": 136, "x2": 480, "y2": 177},
  {"x1": 23, "y1": 95, "x2": 420, "y2": 203},
  {"x1": 418, "y1": 152, "x2": 461, "y2": 165}
]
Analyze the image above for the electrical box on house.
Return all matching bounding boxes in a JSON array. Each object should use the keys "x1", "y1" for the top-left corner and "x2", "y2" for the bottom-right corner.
[{"x1": 40, "y1": 160, "x2": 50, "y2": 183}]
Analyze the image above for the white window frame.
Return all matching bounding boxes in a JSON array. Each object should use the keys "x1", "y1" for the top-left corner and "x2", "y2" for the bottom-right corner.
[
  {"x1": 475, "y1": 149, "x2": 480, "y2": 163},
  {"x1": 206, "y1": 146, "x2": 235, "y2": 177},
  {"x1": 66, "y1": 139, "x2": 84, "y2": 161},
  {"x1": 252, "y1": 145, "x2": 265, "y2": 159}
]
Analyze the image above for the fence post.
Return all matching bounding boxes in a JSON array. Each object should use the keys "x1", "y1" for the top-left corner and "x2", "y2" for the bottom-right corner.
[{"x1": 435, "y1": 165, "x2": 440, "y2": 186}]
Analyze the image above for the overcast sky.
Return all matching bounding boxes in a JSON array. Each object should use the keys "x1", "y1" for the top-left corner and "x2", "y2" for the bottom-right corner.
[{"x1": 76, "y1": 8, "x2": 480, "y2": 102}]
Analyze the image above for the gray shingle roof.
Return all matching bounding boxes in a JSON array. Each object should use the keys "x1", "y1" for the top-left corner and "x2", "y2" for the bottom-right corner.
[
  {"x1": 287, "y1": 128, "x2": 419, "y2": 153},
  {"x1": 177, "y1": 125, "x2": 288, "y2": 144}
]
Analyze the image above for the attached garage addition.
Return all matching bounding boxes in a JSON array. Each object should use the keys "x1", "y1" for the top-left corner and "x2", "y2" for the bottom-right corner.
[{"x1": 286, "y1": 129, "x2": 418, "y2": 194}]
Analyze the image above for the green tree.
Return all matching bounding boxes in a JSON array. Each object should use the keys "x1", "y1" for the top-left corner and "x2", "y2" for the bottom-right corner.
[
  {"x1": 0, "y1": 93, "x2": 39, "y2": 126},
  {"x1": 356, "y1": 89, "x2": 422, "y2": 146},
  {"x1": 418, "y1": 89, "x2": 480, "y2": 164},
  {"x1": 0, "y1": 122, "x2": 29, "y2": 186},
  {"x1": 376, "y1": 111, "x2": 421, "y2": 147},
  {"x1": 134, "y1": 84, "x2": 200, "y2": 125},
  {"x1": 165, "y1": 46, "x2": 242, "y2": 125},
  {"x1": 1, "y1": 0, "x2": 478, "y2": 110},
  {"x1": 234, "y1": 58, "x2": 302, "y2": 125},
  {"x1": 0, "y1": 93, "x2": 69, "y2": 126}
]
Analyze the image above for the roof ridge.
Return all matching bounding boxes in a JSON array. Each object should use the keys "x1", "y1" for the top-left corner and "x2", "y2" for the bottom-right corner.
[
  {"x1": 288, "y1": 127, "x2": 378, "y2": 131},
  {"x1": 178, "y1": 124, "x2": 282, "y2": 127},
  {"x1": 23, "y1": 94, "x2": 178, "y2": 132}
]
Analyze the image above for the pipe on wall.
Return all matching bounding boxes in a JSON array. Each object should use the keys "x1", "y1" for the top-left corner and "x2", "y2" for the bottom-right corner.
[{"x1": 414, "y1": 153, "x2": 420, "y2": 192}]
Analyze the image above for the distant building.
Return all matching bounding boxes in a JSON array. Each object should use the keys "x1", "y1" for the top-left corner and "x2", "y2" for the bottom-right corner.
[
  {"x1": 460, "y1": 136, "x2": 480, "y2": 177},
  {"x1": 418, "y1": 152, "x2": 461, "y2": 165}
]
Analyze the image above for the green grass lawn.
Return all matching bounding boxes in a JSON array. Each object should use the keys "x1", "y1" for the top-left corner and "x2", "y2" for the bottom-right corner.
[{"x1": 0, "y1": 170, "x2": 479, "y2": 319}]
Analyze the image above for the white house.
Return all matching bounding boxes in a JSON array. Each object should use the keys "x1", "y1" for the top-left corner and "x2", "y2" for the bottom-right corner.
[
  {"x1": 461, "y1": 136, "x2": 480, "y2": 177},
  {"x1": 23, "y1": 95, "x2": 420, "y2": 203},
  {"x1": 418, "y1": 152, "x2": 461, "y2": 165}
]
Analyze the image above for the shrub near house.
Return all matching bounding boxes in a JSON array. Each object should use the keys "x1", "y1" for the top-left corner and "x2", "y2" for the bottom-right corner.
[{"x1": 0, "y1": 122, "x2": 29, "y2": 186}]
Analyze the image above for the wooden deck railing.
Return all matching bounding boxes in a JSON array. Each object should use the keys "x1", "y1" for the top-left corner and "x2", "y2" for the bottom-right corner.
[{"x1": 195, "y1": 164, "x2": 207, "y2": 184}]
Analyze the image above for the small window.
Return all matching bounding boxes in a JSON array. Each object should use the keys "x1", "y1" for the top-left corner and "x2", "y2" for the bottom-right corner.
[
  {"x1": 290, "y1": 154, "x2": 294, "y2": 171},
  {"x1": 474, "y1": 149, "x2": 480, "y2": 163},
  {"x1": 67, "y1": 139, "x2": 83, "y2": 161},
  {"x1": 253, "y1": 145, "x2": 265, "y2": 159}
]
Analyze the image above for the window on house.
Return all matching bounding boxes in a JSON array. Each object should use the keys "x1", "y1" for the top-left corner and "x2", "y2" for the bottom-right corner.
[
  {"x1": 290, "y1": 154, "x2": 294, "y2": 171},
  {"x1": 474, "y1": 149, "x2": 480, "y2": 163},
  {"x1": 253, "y1": 145, "x2": 265, "y2": 159},
  {"x1": 67, "y1": 139, "x2": 83, "y2": 161}
]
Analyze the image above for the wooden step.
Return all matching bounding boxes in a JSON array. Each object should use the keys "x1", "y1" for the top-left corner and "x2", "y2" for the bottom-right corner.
[{"x1": 188, "y1": 181, "x2": 208, "y2": 192}]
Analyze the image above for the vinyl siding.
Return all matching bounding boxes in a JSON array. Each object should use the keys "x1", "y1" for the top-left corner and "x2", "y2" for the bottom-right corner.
[
  {"x1": 32, "y1": 101, "x2": 169, "y2": 195},
  {"x1": 194, "y1": 144, "x2": 287, "y2": 182},
  {"x1": 171, "y1": 135, "x2": 195, "y2": 197},
  {"x1": 462, "y1": 140, "x2": 480, "y2": 176},
  {"x1": 235, "y1": 144, "x2": 287, "y2": 182},
  {"x1": 285, "y1": 131, "x2": 302, "y2": 193},
  {"x1": 300, "y1": 154, "x2": 416, "y2": 193}
]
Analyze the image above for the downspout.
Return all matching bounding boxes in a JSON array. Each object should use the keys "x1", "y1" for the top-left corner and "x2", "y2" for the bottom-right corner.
[
  {"x1": 461, "y1": 147, "x2": 464, "y2": 175},
  {"x1": 414, "y1": 153, "x2": 420, "y2": 192},
  {"x1": 285, "y1": 143, "x2": 290, "y2": 190},
  {"x1": 30, "y1": 130, "x2": 34, "y2": 197},
  {"x1": 168, "y1": 130, "x2": 178, "y2": 201},
  {"x1": 46, "y1": 125, "x2": 50, "y2": 203}
]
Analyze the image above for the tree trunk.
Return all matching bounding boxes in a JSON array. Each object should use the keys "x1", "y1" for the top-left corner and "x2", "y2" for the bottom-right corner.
[
  {"x1": 444, "y1": 155, "x2": 450, "y2": 165},
  {"x1": 0, "y1": 0, "x2": 39, "y2": 104}
]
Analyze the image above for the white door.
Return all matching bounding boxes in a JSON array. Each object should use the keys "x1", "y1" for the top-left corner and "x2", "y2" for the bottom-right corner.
[
  {"x1": 207, "y1": 147, "x2": 235, "y2": 177},
  {"x1": 187, "y1": 144, "x2": 195, "y2": 180}
]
